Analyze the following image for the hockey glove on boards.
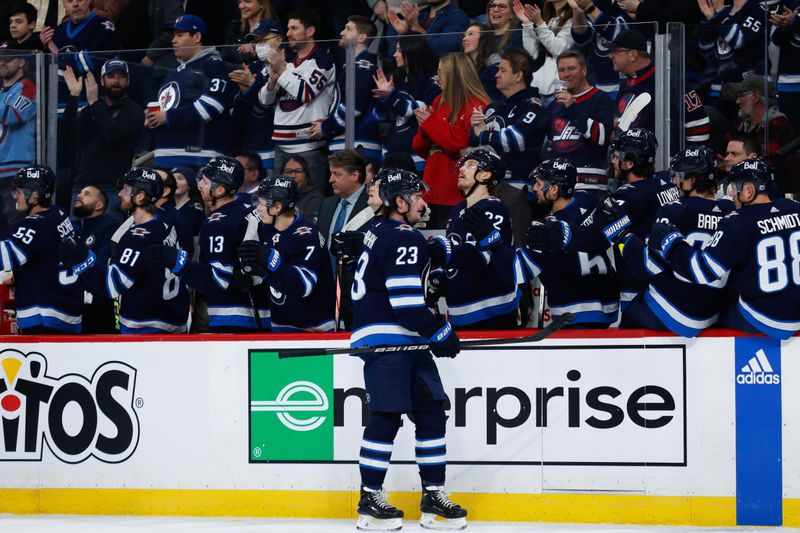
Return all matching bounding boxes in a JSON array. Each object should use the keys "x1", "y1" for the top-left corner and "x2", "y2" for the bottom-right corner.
[
  {"x1": 462, "y1": 206, "x2": 502, "y2": 251},
  {"x1": 331, "y1": 231, "x2": 365, "y2": 264},
  {"x1": 647, "y1": 221, "x2": 685, "y2": 261},
  {"x1": 237, "y1": 240, "x2": 281, "y2": 277},
  {"x1": 143, "y1": 244, "x2": 188, "y2": 274},
  {"x1": 59, "y1": 236, "x2": 96, "y2": 276},
  {"x1": 593, "y1": 196, "x2": 632, "y2": 246},
  {"x1": 524, "y1": 219, "x2": 572, "y2": 253},
  {"x1": 421, "y1": 320, "x2": 460, "y2": 358}
]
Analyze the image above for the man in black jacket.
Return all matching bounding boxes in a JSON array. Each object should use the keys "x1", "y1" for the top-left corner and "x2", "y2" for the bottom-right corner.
[{"x1": 63, "y1": 58, "x2": 144, "y2": 223}]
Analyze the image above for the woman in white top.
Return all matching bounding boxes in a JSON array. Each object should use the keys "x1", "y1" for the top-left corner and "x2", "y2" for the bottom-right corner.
[{"x1": 513, "y1": 0, "x2": 577, "y2": 105}]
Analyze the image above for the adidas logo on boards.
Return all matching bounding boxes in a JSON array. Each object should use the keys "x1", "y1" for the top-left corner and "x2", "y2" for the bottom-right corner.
[{"x1": 737, "y1": 349, "x2": 780, "y2": 385}]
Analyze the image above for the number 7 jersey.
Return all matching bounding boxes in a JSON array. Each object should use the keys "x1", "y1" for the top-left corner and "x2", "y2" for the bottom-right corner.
[{"x1": 667, "y1": 198, "x2": 800, "y2": 339}]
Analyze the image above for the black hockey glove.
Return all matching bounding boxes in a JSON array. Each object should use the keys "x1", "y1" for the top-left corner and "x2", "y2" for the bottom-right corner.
[
  {"x1": 425, "y1": 268, "x2": 447, "y2": 306},
  {"x1": 462, "y1": 206, "x2": 502, "y2": 251},
  {"x1": 143, "y1": 244, "x2": 188, "y2": 274},
  {"x1": 647, "y1": 221, "x2": 686, "y2": 261},
  {"x1": 237, "y1": 240, "x2": 281, "y2": 277},
  {"x1": 331, "y1": 231, "x2": 365, "y2": 264},
  {"x1": 230, "y1": 271, "x2": 258, "y2": 292},
  {"x1": 427, "y1": 236, "x2": 452, "y2": 268},
  {"x1": 59, "y1": 236, "x2": 96, "y2": 276},
  {"x1": 593, "y1": 196, "x2": 632, "y2": 246},
  {"x1": 421, "y1": 320, "x2": 460, "y2": 358},
  {"x1": 524, "y1": 219, "x2": 572, "y2": 253}
]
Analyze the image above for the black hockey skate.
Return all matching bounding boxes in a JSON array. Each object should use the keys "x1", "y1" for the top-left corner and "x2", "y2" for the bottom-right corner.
[
  {"x1": 356, "y1": 486, "x2": 404, "y2": 531},
  {"x1": 419, "y1": 487, "x2": 468, "y2": 530}
]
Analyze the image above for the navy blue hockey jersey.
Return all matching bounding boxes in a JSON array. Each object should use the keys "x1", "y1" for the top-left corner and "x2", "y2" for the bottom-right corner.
[
  {"x1": 104, "y1": 217, "x2": 190, "y2": 334},
  {"x1": 667, "y1": 199, "x2": 800, "y2": 339},
  {"x1": 518, "y1": 192, "x2": 619, "y2": 325},
  {"x1": 771, "y1": 0, "x2": 800, "y2": 94},
  {"x1": 545, "y1": 87, "x2": 613, "y2": 192},
  {"x1": 440, "y1": 197, "x2": 523, "y2": 327},
  {"x1": 321, "y1": 50, "x2": 382, "y2": 161},
  {"x1": 0, "y1": 207, "x2": 83, "y2": 332},
  {"x1": 154, "y1": 48, "x2": 235, "y2": 167},
  {"x1": 471, "y1": 87, "x2": 545, "y2": 186},
  {"x1": 256, "y1": 215, "x2": 335, "y2": 332},
  {"x1": 181, "y1": 199, "x2": 267, "y2": 330},
  {"x1": 622, "y1": 196, "x2": 735, "y2": 336},
  {"x1": 350, "y1": 218, "x2": 441, "y2": 347},
  {"x1": 374, "y1": 75, "x2": 441, "y2": 172}
]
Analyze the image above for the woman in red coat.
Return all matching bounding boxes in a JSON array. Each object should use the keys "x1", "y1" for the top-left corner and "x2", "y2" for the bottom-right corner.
[{"x1": 413, "y1": 52, "x2": 490, "y2": 228}]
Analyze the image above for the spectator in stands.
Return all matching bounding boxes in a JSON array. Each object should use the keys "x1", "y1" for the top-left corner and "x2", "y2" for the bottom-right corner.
[
  {"x1": 235, "y1": 149, "x2": 265, "y2": 198},
  {"x1": 772, "y1": 1, "x2": 800, "y2": 132},
  {"x1": 486, "y1": 0, "x2": 522, "y2": 51},
  {"x1": 71, "y1": 185, "x2": 117, "y2": 333},
  {"x1": 129, "y1": 1, "x2": 184, "y2": 68},
  {"x1": 40, "y1": 0, "x2": 117, "y2": 58},
  {"x1": 172, "y1": 165, "x2": 205, "y2": 236},
  {"x1": 8, "y1": 2, "x2": 43, "y2": 52},
  {"x1": 0, "y1": 41, "x2": 35, "y2": 238},
  {"x1": 310, "y1": 15, "x2": 382, "y2": 162},
  {"x1": 413, "y1": 51, "x2": 489, "y2": 228},
  {"x1": 544, "y1": 49, "x2": 613, "y2": 196},
  {"x1": 386, "y1": 0, "x2": 470, "y2": 58},
  {"x1": 282, "y1": 155, "x2": 323, "y2": 219},
  {"x1": 470, "y1": 47, "x2": 545, "y2": 190},
  {"x1": 146, "y1": 15, "x2": 235, "y2": 168},
  {"x1": 372, "y1": 33, "x2": 440, "y2": 172},
  {"x1": 223, "y1": 0, "x2": 274, "y2": 64},
  {"x1": 462, "y1": 23, "x2": 502, "y2": 101},
  {"x1": 515, "y1": 0, "x2": 575, "y2": 106},
  {"x1": 258, "y1": 9, "x2": 336, "y2": 194},
  {"x1": 698, "y1": 0, "x2": 767, "y2": 99},
  {"x1": 63, "y1": 59, "x2": 142, "y2": 223},
  {"x1": 570, "y1": 0, "x2": 630, "y2": 98},
  {"x1": 723, "y1": 75, "x2": 796, "y2": 194},
  {"x1": 229, "y1": 18, "x2": 283, "y2": 174}
]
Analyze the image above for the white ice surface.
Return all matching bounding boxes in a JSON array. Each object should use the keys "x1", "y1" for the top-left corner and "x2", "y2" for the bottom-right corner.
[{"x1": 0, "y1": 516, "x2": 798, "y2": 533}]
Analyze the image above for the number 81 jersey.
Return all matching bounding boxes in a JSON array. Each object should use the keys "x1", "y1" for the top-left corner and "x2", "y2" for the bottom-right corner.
[
  {"x1": 350, "y1": 218, "x2": 440, "y2": 348},
  {"x1": 670, "y1": 198, "x2": 800, "y2": 339}
]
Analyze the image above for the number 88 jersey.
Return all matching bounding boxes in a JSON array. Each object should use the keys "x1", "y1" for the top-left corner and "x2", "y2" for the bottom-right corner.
[
  {"x1": 350, "y1": 218, "x2": 440, "y2": 348},
  {"x1": 671, "y1": 198, "x2": 800, "y2": 339}
]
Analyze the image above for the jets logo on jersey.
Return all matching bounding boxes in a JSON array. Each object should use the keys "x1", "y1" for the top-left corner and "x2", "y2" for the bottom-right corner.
[
  {"x1": 396, "y1": 224, "x2": 414, "y2": 232},
  {"x1": 293, "y1": 226, "x2": 312, "y2": 236},
  {"x1": 159, "y1": 82, "x2": 180, "y2": 111},
  {"x1": 130, "y1": 227, "x2": 151, "y2": 237},
  {"x1": 551, "y1": 118, "x2": 581, "y2": 151},
  {"x1": 207, "y1": 212, "x2": 227, "y2": 222}
]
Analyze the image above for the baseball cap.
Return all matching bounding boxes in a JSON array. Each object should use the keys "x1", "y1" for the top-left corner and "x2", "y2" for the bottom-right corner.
[
  {"x1": 246, "y1": 19, "x2": 285, "y2": 41},
  {"x1": 609, "y1": 29, "x2": 649, "y2": 54},
  {"x1": 721, "y1": 74, "x2": 777, "y2": 100},
  {"x1": 166, "y1": 14, "x2": 206, "y2": 36},
  {"x1": 101, "y1": 59, "x2": 128, "y2": 77}
]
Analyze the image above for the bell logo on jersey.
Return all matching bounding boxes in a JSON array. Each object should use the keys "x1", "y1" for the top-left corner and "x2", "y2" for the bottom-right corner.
[
  {"x1": 737, "y1": 349, "x2": 780, "y2": 385},
  {"x1": 0, "y1": 349, "x2": 139, "y2": 463}
]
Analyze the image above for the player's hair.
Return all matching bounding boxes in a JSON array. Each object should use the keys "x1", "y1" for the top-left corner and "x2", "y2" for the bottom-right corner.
[
  {"x1": 464, "y1": 24, "x2": 498, "y2": 73},
  {"x1": 729, "y1": 133, "x2": 762, "y2": 157},
  {"x1": 437, "y1": 52, "x2": 490, "y2": 123},
  {"x1": 234, "y1": 149, "x2": 265, "y2": 180},
  {"x1": 556, "y1": 48, "x2": 587, "y2": 69},
  {"x1": 348, "y1": 15, "x2": 377, "y2": 39},
  {"x1": 84, "y1": 185, "x2": 108, "y2": 211},
  {"x1": 156, "y1": 167, "x2": 177, "y2": 202},
  {"x1": 329, "y1": 150, "x2": 367, "y2": 185},
  {"x1": 501, "y1": 47, "x2": 535, "y2": 86},
  {"x1": 10, "y1": 2, "x2": 37, "y2": 25},
  {"x1": 288, "y1": 9, "x2": 321, "y2": 36},
  {"x1": 395, "y1": 33, "x2": 438, "y2": 87},
  {"x1": 239, "y1": 0, "x2": 274, "y2": 34}
]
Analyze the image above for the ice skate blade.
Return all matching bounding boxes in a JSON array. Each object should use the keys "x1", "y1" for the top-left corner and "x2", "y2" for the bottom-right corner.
[
  {"x1": 419, "y1": 513, "x2": 467, "y2": 530},
  {"x1": 356, "y1": 514, "x2": 403, "y2": 531}
]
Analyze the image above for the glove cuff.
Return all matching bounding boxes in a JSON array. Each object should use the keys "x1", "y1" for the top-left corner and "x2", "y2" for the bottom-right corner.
[
  {"x1": 431, "y1": 236, "x2": 451, "y2": 265},
  {"x1": 660, "y1": 231, "x2": 684, "y2": 259},
  {"x1": 267, "y1": 249, "x2": 281, "y2": 272},
  {"x1": 172, "y1": 249, "x2": 188, "y2": 274},
  {"x1": 479, "y1": 229, "x2": 501, "y2": 251},
  {"x1": 601, "y1": 214, "x2": 631, "y2": 245},
  {"x1": 71, "y1": 250, "x2": 96, "y2": 276},
  {"x1": 421, "y1": 320, "x2": 453, "y2": 343}
]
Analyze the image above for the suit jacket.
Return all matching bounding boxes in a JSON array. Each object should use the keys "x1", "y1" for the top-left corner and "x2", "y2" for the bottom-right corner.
[{"x1": 316, "y1": 187, "x2": 370, "y2": 248}]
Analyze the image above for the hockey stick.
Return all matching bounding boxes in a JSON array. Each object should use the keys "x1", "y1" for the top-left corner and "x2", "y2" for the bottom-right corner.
[
  {"x1": 275, "y1": 312, "x2": 574, "y2": 359},
  {"x1": 617, "y1": 93, "x2": 652, "y2": 132}
]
